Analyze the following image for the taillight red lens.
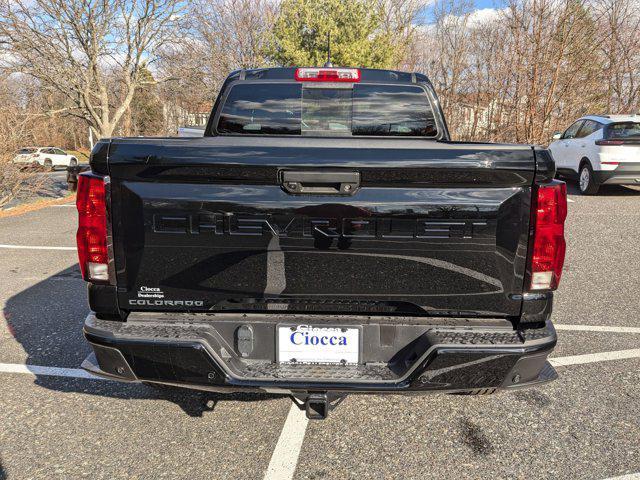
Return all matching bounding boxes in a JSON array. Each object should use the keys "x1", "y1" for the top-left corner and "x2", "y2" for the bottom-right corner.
[
  {"x1": 595, "y1": 139, "x2": 624, "y2": 145},
  {"x1": 529, "y1": 182, "x2": 567, "y2": 291},
  {"x1": 76, "y1": 173, "x2": 108, "y2": 282},
  {"x1": 294, "y1": 67, "x2": 360, "y2": 82}
]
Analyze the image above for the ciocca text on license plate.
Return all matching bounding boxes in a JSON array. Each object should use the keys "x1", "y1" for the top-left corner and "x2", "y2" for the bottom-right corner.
[{"x1": 278, "y1": 325, "x2": 359, "y2": 364}]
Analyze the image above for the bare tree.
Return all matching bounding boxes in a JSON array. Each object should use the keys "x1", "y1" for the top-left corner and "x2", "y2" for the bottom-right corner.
[
  {"x1": 156, "y1": 0, "x2": 277, "y2": 133},
  {"x1": 191, "y1": 0, "x2": 277, "y2": 74},
  {"x1": 416, "y1": 0, "x2": 481, "y2": 138},
  {"x1": 0, "y1": 75, "x2": 46, "y2": 207},
  {"x1": 2, "y1": 0, "x2": 639, "y2": 146},
  {"x1": 376, "y1": 0, "x2": 429, "y2": 69},
  {"x1": 417, "y1": 0, "x2": 621, "y2": 144},
  {"x1": 594, "y1": 0, "x2": 640, "y2": 113},
  {"x1": 0, "y1": 0, "x2": 182, "y2": 139}
]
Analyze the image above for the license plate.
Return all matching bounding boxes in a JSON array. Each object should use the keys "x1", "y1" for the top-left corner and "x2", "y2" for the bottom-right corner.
[{"x1": 277, "y1": 325, "x2": 359, "y2": 364}]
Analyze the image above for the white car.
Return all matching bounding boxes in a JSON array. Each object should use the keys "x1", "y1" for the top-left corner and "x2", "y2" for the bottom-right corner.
[
  {"x1": 177, "y1": 126, "x2": 205, "y2": 137},
  {"x1": 12, "y1": 147, "x2": 78, "y2": 170},
  {"x1": 549, "y1": 114, "x2": 640, "y2": 194}
]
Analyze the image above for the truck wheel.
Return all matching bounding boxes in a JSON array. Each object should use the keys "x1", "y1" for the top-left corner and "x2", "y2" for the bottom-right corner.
[
  {"x1": 579, "y1": 162, "x2": 599, "y2": 195},
  {"x1": 44, "y1": 159, "x2": 54, "y2": 171}
]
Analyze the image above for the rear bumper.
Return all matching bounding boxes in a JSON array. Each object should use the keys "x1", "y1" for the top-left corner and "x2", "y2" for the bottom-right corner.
[
  {"x1": 82, "y1": 313, "x2": 557, "y2": 395},
  {"x1": 595, "y1": 164, "x2": 640, "y2": 185}
]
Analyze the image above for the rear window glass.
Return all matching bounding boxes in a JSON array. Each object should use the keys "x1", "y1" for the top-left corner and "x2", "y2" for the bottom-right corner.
[
  {"x1": 353, "y1": 84, "x2": 437, "y2": 136},
  {"x1": 216, "y1": 83, "x2": 437, "y2": 137},
  {"x1": 301, "y1": 87, "x2": 352, "y2": 135},
  {"x1": 18, "y1": 148, "x2": 36, "y2": 154},
  {"x1": 607, "y1": 122, "x2": 640, "y2": 139},
  {"x1": 217, "y1": 83, "x2": 302, "y2": 135}
]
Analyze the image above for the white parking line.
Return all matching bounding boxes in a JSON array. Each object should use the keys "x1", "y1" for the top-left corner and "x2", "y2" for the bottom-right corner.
[
  {"x1": 1, "y1": 346, "x2": 639, "y2": 480},
  {"x1": 602, "y1": 474, "x2": 640, "y2": 480},
  {"x1": 0, "y1": 363, "x2": 105, "y2": 380},
  {"x1": 549, "y1": 348, "x2": 640, "y2": 367},
  {"x1": 0, "y1": 244, "x2": 76, "y2": 251},
  {"x1": 49, "y1": 204, "x2": 75, "y2": 207},
  {"x1": 263, "y1": 404, "x2": 309, "y2": 480},
  {"x1": 260, "y1": 347, "x2": 640, "y2": 480},
  {"x1": 555, "y1": 324, "x2": 640, "y2": 334},
  {"x1": 567, "y1": 198, "x2": 576, "y2": 203}
]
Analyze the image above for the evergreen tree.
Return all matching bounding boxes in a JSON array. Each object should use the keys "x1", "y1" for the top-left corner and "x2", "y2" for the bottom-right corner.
[
  {"x1": 129, "y1": 66, "x2": 164, "y2": 136},
  {"x1": 268, "y1": 0, "x2": 397, "y2": 68}
]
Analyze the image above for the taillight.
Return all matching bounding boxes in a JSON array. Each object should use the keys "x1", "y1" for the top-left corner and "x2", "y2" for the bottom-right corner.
[
  {"x1": 595, "y1": 139, "x2": 624, "y2": 145},
  {"x1": 294, "y1": 67, "x2": 360, "y2": 82},
  {"x1": 528, "y1": 182, "x2": 567, "y2": 291},
  {"x1": 76, "y1": 173, "x2": 108, "y2": 282}
]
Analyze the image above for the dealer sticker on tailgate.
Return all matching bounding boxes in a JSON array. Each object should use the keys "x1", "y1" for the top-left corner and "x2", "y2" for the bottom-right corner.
[{"x1": 278, "y1": 325, "x2": 359, "y2": 364}]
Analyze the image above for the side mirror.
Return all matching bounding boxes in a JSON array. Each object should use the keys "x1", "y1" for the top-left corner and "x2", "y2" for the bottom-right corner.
[{"x1": 552, "y1": 132, "x2": 562, "y2": 140}]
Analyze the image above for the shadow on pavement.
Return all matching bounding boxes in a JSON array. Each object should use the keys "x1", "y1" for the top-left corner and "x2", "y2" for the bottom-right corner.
[{"x1": 3, "y1": 264, "x2": 281, "y2": 417}]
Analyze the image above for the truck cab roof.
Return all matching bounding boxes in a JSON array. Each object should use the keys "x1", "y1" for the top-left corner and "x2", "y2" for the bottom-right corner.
[{"x1": 226, "y1": 67, "x2": 431, "y2": 85}]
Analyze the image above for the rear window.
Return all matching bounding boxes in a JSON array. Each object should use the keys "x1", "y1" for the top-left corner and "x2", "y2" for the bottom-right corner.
[
  {"x1": 353, "y1": 84, "x2": 436, "y2": 136},
  {"x1": 216, "y1": 83, "x2": 437, "y2": 137},
  {"x1": 607, "y1": 122, "x2": 640, "y2": 139},
  {"x1": 18, "y1": 148, "x2": 36, "y2": 154},
  {"x1": 217, "y1": 83, "x2": 302, "y2": 135},
  {"x1": 301, "y1": 87, "x2": 352, "y2": 135}
]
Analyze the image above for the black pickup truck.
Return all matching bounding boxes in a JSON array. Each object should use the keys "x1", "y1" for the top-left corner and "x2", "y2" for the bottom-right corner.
[{"x1": 78, "y1": 67, "x2": 567, "y2": 419}]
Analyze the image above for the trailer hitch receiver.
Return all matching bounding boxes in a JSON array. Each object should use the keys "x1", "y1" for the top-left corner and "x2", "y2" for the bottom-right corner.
[
  {"x1": 291, "y1": 392, "x2": 346, "y2": 420},
  {"x1": 306, "y1": 393, "x2": 329, "y2": 420}
]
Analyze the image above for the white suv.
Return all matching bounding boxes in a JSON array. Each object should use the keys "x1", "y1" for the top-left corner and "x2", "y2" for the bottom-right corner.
[
  {"x1": 549, "y1": 115, "x2": 640, "y2": 194},
  {"x1": 12, "y1": 147, "x2": 78, "y2": 171}
]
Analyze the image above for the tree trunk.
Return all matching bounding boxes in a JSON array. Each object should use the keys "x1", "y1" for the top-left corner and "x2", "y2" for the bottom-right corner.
[{"x1": 98, "y1": 122, "x2": 115, "y2": 139}]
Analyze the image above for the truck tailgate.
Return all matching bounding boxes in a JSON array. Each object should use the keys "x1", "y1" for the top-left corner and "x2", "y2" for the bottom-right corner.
[{"x1": 106, "y1": 136, "x2": 535, "y2": 318}]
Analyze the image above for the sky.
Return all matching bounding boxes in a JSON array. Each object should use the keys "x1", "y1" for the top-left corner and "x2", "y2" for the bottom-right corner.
[
  {"x1": 418, "y1": 0, "x2": 500, "y2": 24},
  {"x1": 474, "y1": 0, "x2": 498, "y2": 8}
]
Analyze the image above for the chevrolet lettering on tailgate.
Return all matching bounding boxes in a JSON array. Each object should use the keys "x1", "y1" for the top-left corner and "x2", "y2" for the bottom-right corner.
[{"x1": 153, "y1": 213, "x2": 489, "y2": 239}]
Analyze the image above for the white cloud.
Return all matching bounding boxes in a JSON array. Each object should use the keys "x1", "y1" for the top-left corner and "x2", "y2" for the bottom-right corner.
[
  {"x1": 466, "y1": 8, "x2": 504, "y2": 27},
  {"x1": 416, "y1": 6, "x2": 506, "y2": 30}
]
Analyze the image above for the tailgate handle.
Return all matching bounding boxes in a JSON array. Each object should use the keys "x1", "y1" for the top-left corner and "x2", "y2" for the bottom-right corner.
[{"x1": 281, "y1": 171, "x2": 360, "y2": 195}]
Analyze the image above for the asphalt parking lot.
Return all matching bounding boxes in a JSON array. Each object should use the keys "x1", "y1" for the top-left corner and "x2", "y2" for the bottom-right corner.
[
  {"x1": 1, "y1": 183, "x2": 639, "y2": 480},
  {"x1": 1, "y1": 169, "x2": 70, "y2": 210}
]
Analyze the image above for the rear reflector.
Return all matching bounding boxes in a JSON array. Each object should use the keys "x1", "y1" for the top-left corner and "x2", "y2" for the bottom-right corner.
[
  {"x1": 295, "y1": 67, "x2": 360, "y2": 82},
  {"x1": 596, "y1": 139, "x2": 625, "y2": 145},
  {"x1": 529, "y1": 182, "x2": 567, "y2": 291},
  {"x1": 76, "y1": 173, "x2": 108, "y2": 282}
]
